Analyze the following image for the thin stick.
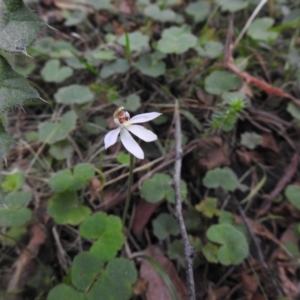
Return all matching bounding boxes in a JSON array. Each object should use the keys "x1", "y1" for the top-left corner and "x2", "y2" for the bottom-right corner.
[
  {"x1": 173, "y1": 100, "x2": 196, "y2": 300},
  {"x1": 233, "y1": 0, "x2": 268, "y2": 49},
  {"x1": 122, "y1": 154, "x2": 134, "y2": 227}
]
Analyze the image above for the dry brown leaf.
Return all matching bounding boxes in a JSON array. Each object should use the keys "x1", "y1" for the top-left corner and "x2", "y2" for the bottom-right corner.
[
  {"x1": 89, "y1": 177, "x2": 101, "y2": 202},
  {"x1": 261, "y1": 134, "x2": 280, "y2": 153},
  {"x1": 241, "y1": 271, "x2": 258, "y2": 300},
  {"x1": 140, "y1": 246, "x2": 188, "y2": 300}
]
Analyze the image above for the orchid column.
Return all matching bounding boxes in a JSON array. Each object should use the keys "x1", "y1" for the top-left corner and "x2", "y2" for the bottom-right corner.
[{"x1": 104, "y1": 107, "x2": 161, "y2": 225}]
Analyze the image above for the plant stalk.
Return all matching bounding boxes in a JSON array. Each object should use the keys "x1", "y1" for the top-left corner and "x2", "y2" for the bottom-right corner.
[{"x1": 122, "y1": 154, "x2": 134, "y2": 227}]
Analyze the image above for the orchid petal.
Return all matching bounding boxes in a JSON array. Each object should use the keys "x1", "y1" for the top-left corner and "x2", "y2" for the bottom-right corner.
[
  {"x1": 127, "y1": 125, "x2": 157, "y2": 142},
  {"x1": 120, "y1": 128, "x2": 144, "y2": 159},
  {"x1": 130, "y1": 112, "x2": 161, "y2": 124},
  {"x1": 104, "y1": 127, "x2": 121, "y2": 149}
]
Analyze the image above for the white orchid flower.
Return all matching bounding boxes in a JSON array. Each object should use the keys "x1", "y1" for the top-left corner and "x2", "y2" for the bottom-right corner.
[{"x1": 104, "y1": 107, "x2": 161, "y2": 159}]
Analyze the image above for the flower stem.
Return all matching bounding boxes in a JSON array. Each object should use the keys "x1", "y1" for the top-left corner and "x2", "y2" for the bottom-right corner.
[{"x1": 122, "y1": 154, "x2": 134, "y2": 227}]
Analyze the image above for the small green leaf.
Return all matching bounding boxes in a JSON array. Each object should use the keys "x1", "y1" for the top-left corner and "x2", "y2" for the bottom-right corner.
[
  {"x1": 117, "y1": 31, "x2": 149, "y2": 52},
  {"x1": 285, "y1": 185, "x2": 300, "y2": 210},
  {"x1": 87, "y1": 258, "x2": 137, "y2": 300},
  {"x1": 117, "y1": 153, "x2": 130, "y2": 165},
  {"x1": 185, "y1": 2, "x2": 210, "y2": 23},
  {"x1": 144, "y1": 4, "x2": 176, "y2": 22},
  {"x1": 183, "y1": 208, "x2": 201, "y2": 230},
  {"x1": 240, "y1": 132, "x2": 262, "y2": 149},
  {"x1": 141, "y1": 173, "x2": 171, "y2": 203},
  {"x1": 48, "y1": 191, "x2": 91, "y2": 225},
  {"x1": 49, "y1": 169, "x2": 73, "y2": 193},
  {"x1": 196, "y1": 41, "x2": 223, "y2": 59},
  {"x1": 135, "y1": 54, "x2": 166, "y2": 78},
  {"x1": 215, "y1": 0, "x2": 248, "y2": 13},
  {"x1": 287, "y1": 102, "x2": 300, "y2": 121},
  {"x1": 54, "y1": 85, "x2": 94, "y2": 105},
  {"x1": 204, "y1": 71, "x2": 243, "y2": 95},
  {"x1": 202, "y1": 243, "x2": 219, "y2": 263},
  {"x1": 90, "y1": 50, "x2": 116, "y2": 61},
  {"x1": 38, "y1": 110, "x2": 77, "y2": 145},
  {"x1": 0, "y1": 207, "x2": 31, "y2": 227},
  {"x1": 157, "y1": 26, "x2": 197, "y2": 54},
  {"x1": 47, "y1": 284, "x2": 85, "y2": 300},
  {"x1": 114, "y1": 94, "x2": 141, "y2": 112},
  {"x1": 152, "y1": 213, "x2": 180, "y2": 240},
  {"x1": 195, "y1": 198, "x2": 219, "y2": 218},
  {"x1": 49, "y1": 141, "x2": 74, "y2": 160},
  {"x1": 247, "y1": 17, "x2": 278, "y2": 42},
  {"x1": 166, "y1": 180, "x2": 187, "y2": 203},
  {"x1": 1, "y1": 172, "x2": 24, "y2": 191},
  {"x1": 0, "y1": 55, "x2": 39, "y2": 113},
  {"x1": 64, "y1": 10, "x2": 87, "y2": 26},
  {"x1": 0, "y1": 0, "x2": 45, "y2": 52},
  {"x1": 0, "y1": 121, "x2": 13, "y2": 159},
  {"x1": 80, "y1": 212, "x2": 124, "y2": 261},
  {"x1": 167, "y1": 239, "x2": 185, "y2": 266},
  {"x1": 203, "y1": 167, "x2": 238, "y2": 191},
  {"x1": 206, "y1": 223, "x2": 249, "y2": 265},
  {"x1": 4, "y1": 191, "x2": 31, "y2": 209},
  {"x1": 72, "y1": 252, "x2": 103, "y2": 292},
  {"x1": 41, "y1": 59, "x2": 73, "y2": 83},
  {"x1": 100, "y1": 59, "x2": 130, "y2": 79}
]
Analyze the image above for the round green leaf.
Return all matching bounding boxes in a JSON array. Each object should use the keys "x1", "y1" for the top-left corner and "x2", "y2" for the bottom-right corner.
[
  {"x1": 196, "y1": 41, "x2": 223, "y2": 59},
  {"x1": 47, "y1": 284, "x2": 85, "y2": 300},
  {"x1": 114, "y1": 94, "x2": 141, "y2": 112},
  {"x1": 206, "y1": 224, "x2": 249, "y2": 265},
  {"x1": 41, "y1": 59, "x2": 73, "y2": 83},
  {"x1": 72, "y1": 252, "x2": 103, "y2": 292},
  {"x1": 79, "y1": 212, "x2": 124, "y2": 261},
  {"x1": 202, "y1": 242, "x2": 219, "y2": 263},
  {"x1": 100, "y1": 59, "x2": 130, "y2": 79},
  {"x1": 144, "y1": 4, "x2": 176, "y2": 22},
  {"x1": 141, "y1": 173, "x2": 172, "y2": 203},
  {"x1": 87, "y1": 258, "x2": 137, "y2": 300},
  {"x1": 203, "y1": 167, "x2": 238, "y2": 191},
  {"x1": 135, "y1": 54, "x2": 166, "y2": 78},
  {"x1": 166, "y1": 179, "x2": 187, "y2": 203},
  {"x1": 4, "y1": 191, "x2": 32, "y2": 209},
  {"x1": 157, "y1": 26, "x2": 197, "y2": 54},
  {"x1": 285, "y1": 185, "x2": 300, "y2": 210},
  {"x1": 49, "y1": 141, "x2": 74, "y2": 160},
  {"x1": 38, "y1": 110, "x2": 77, "y2": 145},
  {"x1": 48, "y1": 191, "x2": 91, "y2": 225},
  {"x1": 74, "y1": 163, "x2": 95, "y2": 181},
  {"x1": 152, "y1": 213, "x2": 180, "y2": 240},
  {"x1": 49, "y1": 169, "x2": 73, "y2": 193},
  {"x1": 0, "y1": 207, "x2": 31, "y2": 227},
  {"x1": 247, "y1": 17, "x2": 278, "y2": 42},
  {"x1": 1, "y1": 171, "x2": 25, "y2": 192},
  {"x1": 215, "y1": 0, "x2": 248, "y2": 12},
  {"x1": 240, "y1": 132, "x2": 262, "y2": 149},
  {"x1": 185, "y1": 2, "x2": 210, "y2": 23},
  {"x1": 54, "y1": 85, "x2": 94, "y2": 105},
  {"x1": 204, "y1": 71, "x2": 243, "y2": 95},
  {"x1": 117, "y1": 31, "x2": 149, "y2": 52}
]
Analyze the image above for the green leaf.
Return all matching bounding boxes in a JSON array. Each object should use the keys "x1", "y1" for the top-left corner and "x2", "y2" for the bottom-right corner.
[
  {"x1": 38, "y1": 110, "x2": 77, "y2": 145},
  {"x1": 117, "y1": 31, "x2": 149, "y2": 52},
  {"x1": 196, "y1": 41, "x2": 223, "y2": 59},
  {"x1": 54, "y1": 85, "x2": 94, "y2": 105},
  {"x1": 49, "y1": 141, "x2": 74, "y2": 160},
  {"x1": 183, "y1": 208, "x2": 201, "y2": 230},
  {"x1": 215, "y1": 0, "x2": 248, "y2": 12},
  {"x1": 0, "y1": 121, "x2": 13, "y2": 159},
  {"x1": 144, "y1": 4, "x2": 176, "y2": 22},
  {"x1": 285, "y1": 185, "x2": 300, "y2": 210},
  {"x1": 135, "y1": 54, "x2": 166, "y2": 78},
  {"x1": 185, "y1": 2, "x2": 210, "y2": 23},
  {"x1": 165, "y1": 180, "x2": 187, "y2": 203},
  {"x1": 287, "y1": 102, "x2": 300, "y2": 120},
  {"x1": 0, "y1": 55, "x2": 39, "y2": 113},
  {"x1": 0, "y1": 207, "x2": 31, "y2": 227},
  {"x1": 180, "y1": 109, "x2": 202, "y2": 131},
  {"x1": 247, "y1": 17, "x2": 278, "y2": 42},
  {"x1": 49, "y1": 169, "x2": 73, "y2": 193},
  {"x1": 141, "y1": 173, "x2": 171, "y2": 203},
  {"x1": 202, "y1": 243, "x2": 219, "y2": 263},
  {"x1": 100, "y1": 59, "x2": 130, "y2": 79},
  {"x1": 203, "y1": 167, "x2": 238, "y2": 191},
  {"x1": 206, "y1": 223, "x2": 249, "y2": 265},
  {"x1": 167, "y1": 239, "x2": 185, "y2": 266},
  {"x1": 41, "y1": 59, "x2": 73, "y2": 83},
  {"x1": 79, "y1": 212, "x2": 124, "y2": 261},
  {"x1": 117, "y1": 153, "x2": 130, "y2": 165},
  {"x1": 48, "y1": 191, "x2": 91, "y2": 225},
  {"x1": 4, "y1": 191, "x2": 31, "y2": 209},
  {"x1": 64, "y1": 10, "x2": 87, "y2": 27},
  {"x1": 72, "y1": 252, "x2": 103, "y2": 292},
  {"x1": 157, "y1": 26, "x2": 197, "y2": 54},
  {"x1": 240, "y1": 132, "x2": 262, "y2": 149},
  {"x1": 87, "y1": 258, "x2": 137, "y2": 300},
  {"x1": 195, "y1": 197, "x2": 219, "y2": 218},
  {"x1": 204, "y1": 71, "x2": 243, "y2": 95},
  {"x1": 1, "y1": 172, "x2": 24, "y2": 191},
  {"x1": 0, "y1": 0, "x2": 45, "y2": 53},
  {"x1": 90, "y1": 50, "x2": 116, "y2": 61},
  {"x1": 47, "y1": 284, "x2": 85, "y2": 300},
  {"x1": 114, "y1": 94, "x2": 141, "y2": 112},
  {"x1": 152, "y1": 213, "x2": 180, "y2": 240}
]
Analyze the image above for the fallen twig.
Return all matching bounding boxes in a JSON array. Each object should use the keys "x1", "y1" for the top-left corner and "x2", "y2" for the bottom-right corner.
[{"x1": 173, "y1": 100, "x2": 196, "y2": 300}]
